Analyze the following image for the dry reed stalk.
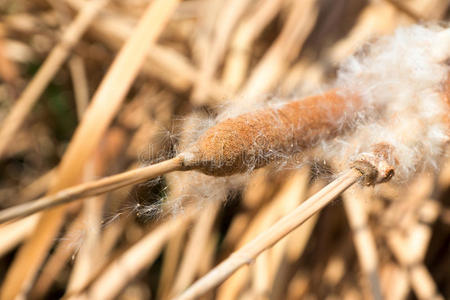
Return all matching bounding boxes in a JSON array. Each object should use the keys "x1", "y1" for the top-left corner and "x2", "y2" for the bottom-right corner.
[
  {"x1": 0, "y1": 157, "x2": 183, "y2": 224},
  {"x1": 252, "y1": 250, "x2": 271, "y2": 300},
  {"x1": 322, "y1": 254, "x2": 347, "y2": 288},
  {"x1": 218, "y1": 174, "x2": 294, "y2": 300},
  {"x1": 174, "y1": 168, "x2": 362, "y2": 300},
  {"x1": 61, "y1": 209, "x2": 132, "y2": 298},
  {"x1": 218, "y1": 175, "x2": 315, "y2": 299},
  {"x1": 0, "y1": 216, "x2": 38, "y2": 257},
  {"x1": 280, "y1": 59, "x2": 325, "y2": 96},
  {"x1": 327, "y1": 1, "x2": 410, "y2": 64},
  {"x1": 394, "y1": 0, "x2": 449, "y2": 20},
  {"x1": 381, "y1": 263, "x2": 409, "y2": 300},
  {"x1": 269, "y1": 180, "x2": 323, "y2": 299},
  {"x1": 383, "y1": 0, "x2": 422, "y2": 20},
  {"x1": 0, "y1": 25, "x2": 19, "y2": 84},
  {"x1": 30, "y1": 215, "x2": 87, "y2": 299},
  {"x1": 222, "y1": 0, "x2": 284, "y2": 92},
  {"x1": 342, "y1": 190, "x2": 382, "y2": 300},
  {"x1": 190, "y1": 0, "x2": 221, "y2": 100},
  {"x1": 387, "y1": 198, "x2": 443, "y2": 299},
  {"x1": 286, "y1": 271, "x2": 309, "y2": 300},
  {"x1": 387, "y1": 198, "x2": 444, "y2": 300},
  {"x1": 68, "y1": 55, "x2": 90, "y2": 119},
  {"x1": 66, "y1": 195, "x2": 105, "y2": 295},
  {"x1": 330, "y1": 1, "x2": 447, "y2": 64},
  {"x1": 219, "y1": 212, "x2": 251, "y2": 254},
  {"x1": 239, "y1": 0, "x2": 318, "y2": 99},
  {"x1": 17, "y1": 169, "x2": 55, "y2": 202},
  {"x1": 0, "y1": 0, "x2": 109, "y2": 159},
  {"x1": 191, "y1": 0, "x2": 252, "y2": 104},
  {"x1": 66, "y1": 129, "x2": 126, "y2": 295},
  {"x1": 241, "y1": 168, "x2": 274, "y2": 210},
  {"x1": 408, "y1": 264, "x2": 444, "y2": 300},
  {"x1": 157, "y1": 229, "x2": 187, "y2": 300},
  {"x1": 77, "y1": 209, "x2": 196, "y2": 300},
  {"x1": 171, "y1": 201, "x2": 221, "y2": 296},
  {"x1": 0, "y1": 1, "x2": 180, "y2": 298},
  {"x1": 284, "y1": 179, "x2": 325, "y2": 262},
  {"x1": 252, "y1": 169, "x2": 309, "y2": 298},
  {"x1": 198, "y1": 232, "x2": 220, "y2": 278}
]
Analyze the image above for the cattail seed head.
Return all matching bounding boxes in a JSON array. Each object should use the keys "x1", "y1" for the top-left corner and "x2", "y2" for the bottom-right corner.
[{"x1": 181, "y1": 90, "x2": 362, "y2": 176}]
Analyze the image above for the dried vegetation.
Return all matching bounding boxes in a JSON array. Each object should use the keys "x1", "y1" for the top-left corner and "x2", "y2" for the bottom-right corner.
[{"x1": 0, "y1": 0, "x2": 449, "y2": 299}]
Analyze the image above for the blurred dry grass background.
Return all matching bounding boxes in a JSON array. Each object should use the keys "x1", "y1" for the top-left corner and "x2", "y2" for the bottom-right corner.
[{"x1": 0, "y1": 0, "x2": 449, "y2": 299}]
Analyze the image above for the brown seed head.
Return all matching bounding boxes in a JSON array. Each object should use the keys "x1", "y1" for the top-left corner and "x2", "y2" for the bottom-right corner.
[{"x1": 182, "y1": 90, "x2": 362, "y2": 176}]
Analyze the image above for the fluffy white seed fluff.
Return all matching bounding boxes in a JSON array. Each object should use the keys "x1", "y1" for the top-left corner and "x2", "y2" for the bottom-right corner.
[{"x1": 328, "y1": 24, "x2": 450, "y2": 180}]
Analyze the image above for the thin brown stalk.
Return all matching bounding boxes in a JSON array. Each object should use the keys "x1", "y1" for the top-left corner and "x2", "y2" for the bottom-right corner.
[
  {"x1": 0, "y1": 157, "x2": 183, "y2": 224},
  {"x1": 174, "y1": 168, "x2": 362, "y2": 300},
  {"x1": 0, "y1": 0, "x2": 109, "y2": 158}
]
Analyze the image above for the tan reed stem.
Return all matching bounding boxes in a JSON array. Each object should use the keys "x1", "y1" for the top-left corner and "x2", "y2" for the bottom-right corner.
[
  {"x1": 0, "y1": 157, "x2": 183, "y2": 224},
  {"x1": 173, "y1": 168, "x2": 362, "y2": 300},
  {"x1": 343, "y1": 191, "x2": 382, "y2": 300}
]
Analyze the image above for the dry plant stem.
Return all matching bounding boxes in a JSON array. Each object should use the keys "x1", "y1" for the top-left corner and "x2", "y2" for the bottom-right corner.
[
  {"x1": 0, "y1": 157, "x2": 183, "y2": 224},
  {"x1": 157, "y1": 229, "x2": 187, "y2": 300},
  {"x1": 30, "y1": 215, "x2": 86, "y2": 299},
  {"x1": 387, "y1": 198, "x2": 444, "y2": 300},
  {"x1": 239, "y1": 0, "x2": 318, "y2": 98},
  {"x1": 222, "y1": 0, "x2": 283, "y2": 91},
  {"x1": 174, "y1": 168, "x2": 362, "y2": 300},
  {"x1": 383, "y1": 0, "x2": 422, "y2": 20},
  {"x1": 171, "y1": 202, "x2": 221, "y2": 296},
  {"x1": 252, "y1": 169, "x2": 310, "y2": 297},
  {"x1": 343, "y1": 191, "x2": 382, "y2": 300},
  {"x1": 0, "y1": 216, "x2": 38, "y2": 257},
  {"x1": 191, "y1": 0, "x2": 252, "y2": 104},
  {"x1": 0, "y1": 0, "x2": 109, "y2": 158},
  {"x1": 69, "y1": 55, "x2": 90, "y2": 119}
]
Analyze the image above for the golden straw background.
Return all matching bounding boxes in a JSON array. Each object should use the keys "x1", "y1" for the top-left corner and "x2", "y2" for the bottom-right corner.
[{"x1": 0, "y1": 0, "x2": 449, "y2": 299}]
